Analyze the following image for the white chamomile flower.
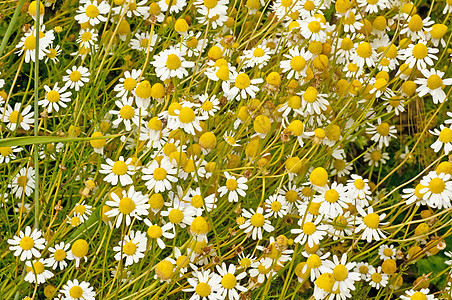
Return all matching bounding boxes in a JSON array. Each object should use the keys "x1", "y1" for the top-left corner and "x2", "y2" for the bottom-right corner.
[
  {"x1": 280, "y1": 46, "x2": 312, "y2": 80},
  {"x1": 76, "y1": 28, "x2": 98, "y2": 48},
  {"x1": 39, "y1": 83, "x2": 72, "y2": 113},
  {"x1": 63, "y1": 65, "x2": 90, "y2": 91},
  {"x1": 74, "y1": 0, "x2": 110, "y2": 26},
  {"x1": 142, "y1": 157, "x2": 178, "y2": 193},
  {"x1": 378, "y1": 244, "x2": 396, "y2": 260},
  {"x1": 114, "y1": 69, "x2": 141, "y2": 98},
  {"x1": 218, "y1": 172, "x2": 248, "y2": 202},
  {"x1": 430, "y1": 125, "x2": 452, "y2": 155},
  {"x1": 196, "y1": 93, "x2": 220, "y2": 118},
  {"x1": 45, "y1": 242, "x2": 72, "y2": 270},
  {"x1": 264, "y1": 194, "x2": 289, "y2": 218},
  {"x1": 7, "y1": 226, "x2": 45, "y2": 261},
  {"x1": 419, "y1": 171, "x2": 452, "y2": 209},
  {"x1": 113, "y1": 230, "x2": 147, "y2": 266},
  {"x1": 109, "y1": 97, "x2": 141, "y2": 131},
  {"x1": 24, "y1": 259, "x2": 54, "y2": 284},
  {"x1": 240, "y1": 45, "x2": 272, "y2": 69},
  {"x1": 3, "y1": 103, "x2": 34, "y2": 131},
  {"x1": 144, "y1": 220, "x2": 175, "y2": 249},
  {"x1": 0, "y1": 145, "x2": 22, "y2": 164},
  {"x1": 355, "y1": 206, "x2": 388, "y2": 243},
  {"x1": 216, "y1": 263, "x2": 247, "y2": 300},
  {"x1": 401, "y1": 41, "x2": 438, "y2": 70},
  {"x1": 400, "y1": 288, "x2": 436, "y2": 300},
  {"x1": 9, "y1": 166, "x2": 35, "y2": 199},
  {"x1": 415, "y1": 68, "x2": 452, "y2": 104},
  {"x1": 130, "y1": 30, "x2": 158, "y2": 52},
  {"x1": 99, "y1": 156, "x2": 135, "y2": 186},
  {"x1": 291, "y1": 214, "x2": 328, "y2": 247},
  {"x1": 222, "y1": 72, "x2": 263, "y2": 101},
  {"x1": 152, "y1": 47, "x2": 194, "y2": 81},
  {"x1": 313, "y1": 181, "x2": 350, "y2": 218},
  {"x1": 60, "y1": 279, "x2": 96, "y2": 300},
  {"x1": 366, "y1": 118, "x2": 397, "y2": 148},
  {"x1": 239, "y1": 207, "x2": 275, "y2": 240}
]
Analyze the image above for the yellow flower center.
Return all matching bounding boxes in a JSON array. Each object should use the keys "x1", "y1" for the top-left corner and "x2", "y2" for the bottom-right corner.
[
  {"x1": 271, "y1": 201, "x2": 282, "y2": 212},
  {"x1": 429, "y1": 177, "x2": 445, "y2": 194},
  {"x1": 235, "y1": 73, "x2": 251, "y2": 89},
  {"x1": 307, "y1": 254, "x2": 321, "y2": 268},
  {"x1": 191, "y1": 195, "x2": 204, "y2": 208},
  {"x1": 54, "y1": 249, "x2": 67, "y2": 261},
  {"x1": 72, "y1": 239, "x2": 89, "y2": 258},
  {"x1": 258, "y1": 263, "x2": 271, "y2": 274},
  {"x1": 123, "y1": 77, "x2": 137, "y2": 91},
  {"x1": 370, "y1": 150, "x2": 382, "y2": 161},
  {"x1": 410, "y1": 291, "x2": 428, "y2": 300},
  {"x1": 178, "y1": 107, "x2": 195, "y2": 123},
  {"x1": 356, "y1": 42, "x2": 372, "y2": 58},
  {"x1": 427, "y1": 74, "x2": 443, "y2": 90},
  {"x1": 303, "y1": 86, "x2": 318, "y2": 103},
  {"x1": 332, "y1": 264, "x2": 348, "y2": 281},
  {"x1": 123, "y1": 241, "x2": 137, "y2": 255},
  {"x1": 376, "y1": 122, "x2": 390, "y2": 136},
  {"x1": 166, "y1": 54, "x2": 181, "y2": 70},
  {"x1": 86, "y1": 4, "x2": 100, "y2": 18},
  {"x1": 196, "y1": 282, "x2": 211, "y2": 297},
  {"x1": 308, "y1": 21, "x2": 321, "y2": 33},
  {"x1": 26, "y1": 261, "x2": 45, "y2": 274},
  {"x1": 310, "y1": 167, "x2": 328, "y2": 187},
  {"x1": 118, "y1": 197, "x2": 136, "y2": 215},
  {"x1": 250, "y1": 213, "x2": 265, "y2": 227},
  {"x1": 119, "y1": 105, "x2": 135, "y2": 120},
  {"x1": 112, "y1": 160, "x2": 128, "y2": 175},
  {"x1": 315, "y1": 273, "x2": 334, "y2": 292},
  {"x1": 46, "y1": 90, "x2": 60, "y2": 103},
  {"x1": 70, "y1": 71, "x2": 82, "y2": 82},
  {"x1": 253, "y1": 48, "x2": 265, "y2": 57},
  {"x1": 152, "y1": 167, "x2": 167, "y2": 180},
  {"x1": 135, "y1": 80, "x2": 152, "y2": 98},
  {"x1": 0, "y1": 147, "x2": 13, "y2": 157},
  {"x1": 285, "y1": 190, "x2": 299, "y2": 202},
  {"x1": 412, "y1": 43, "x2": 428, "y2": 59},
  {"x1": 358, "y1": 265, "x2": 369, "y2": 274},
  {"x1": 187, "y1": 36, "x2": 199, "y2": 48},
  {"x1": 17, "y1": 175, "x2": 28, "y2": 187},
  {"x1": 191, "y1": 216, "x2": 209, "y2": 235},
  {"x1": 201, "y1": 101, "x2": 213, "y2": 112},
  {"x1": 363, "y1": 213, "x2": 380, "y2": 229},
  {"x1": 304, "y1": 0, "x2": 315, "y2": 10},
  {"x1": 226, "y1": 178, "x2": 238, "y2": 191},
  {"x1": 408, "y1": 15, "x2": 423, "y2": 32},
  {"x1": 282, "y1": 0, "x2": 293, "y2": 7},
  {"x1": 155, "y1": 260, "x2": 174, "y2": 280},
  {"x1": 20, "y1": 236, "x2": 35, "y2": 250},
  {"x1": 371, "y1": 272, "x2": 382, "y2": 283},
  {"x1": 81, "y1": 31, "x2": 93, "y2": 42},
  {"x1": 177, "y1": 255, "x2": 190, "y2": 268},
  {"x1": 147, "y1": 225, "x2": 163, "y2": 239},
  {"x1": 221, "y1": 273, "x2": 237, "y2": 289},
  {"x1": 24, "y1": 35, "x2": 36, "y2": 50},
  {"x1": 302, "y1": 222, "x2": 316, "y2": 235},
  {"x1": 383, "y1": 248, "x2": 393, "y2": 257},
  {"x1": 9, "y1": 111, "x2": 23, "y2": 124},
  {"x1": 69, "y1": 286, "x2": 84, "y2": 298},
  {"x1": 240, "y1": 257, "x2": 251, "y2": 268},
  {"x1": 74, "y1": 204, "x2": 86, "y2": 215},
  {"x1": 168, "y1": 208, "x2": 184, "y2": 224},
  {"x1": 341, "y1": 38, "x2": 354, "y2": 50},
  {"x1": 290, "y1": 56, "x2": 306, "y2": 72},
  {"x1": 204, "y1": 0, "x2": 218, "y2": 8},
  {"x1": 324, "y1": 189, "x2": 339, "y2": 203},
  {"x1": 70, "y1": 216, "x2": 82, "y2": 226}
]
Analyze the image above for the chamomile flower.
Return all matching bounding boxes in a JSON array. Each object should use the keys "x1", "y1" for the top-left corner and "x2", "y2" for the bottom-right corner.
[
  {"x1": 161, "y1": 198, "x2": 196, "y2": 229},
  {"x1": 113, "y1": 230, "x2": 147, "y2": 266},
  {"x1": 298, "y1": 86, "x2": 329, "y2": 115},
  {"x1": 72, "y1": 200, "x2": 93, "y2": 222},
  {"x1": 218, "y1": 172, "x2": 248, "y2": 202},
  {"x1": 3, "y1": 103, "x2": 34, "y2": 131},
  {"x1": 400, "y1": 14, "x2": 434, "y2": 41},
  {"x1": 7, "y1": 226, "x2": 45, "y2": 261},
  {"x1": 222, "y1": 73, "x2": 263, "y2": 101},
  {"x1": 15, "y1": 29, "x2": 50, "y2": 63},
  {"x1": 174, "y1": 247, "x2": 191, "y2": 274},
  {"x1": 60, "y1": 279, "x2": 96, "y2": 300},
  {"x1": 130, "y1": 30, "x2": 158, "y2": 52},
  {"x1": 378, "y1": 244, "x2": 396, "y2": 260},
  {"x1": 313, "y1": 181, "x2": 350, "y2": 218},
  {"x1": 111, "y1": 0, "x2": 149, "y2": 17},
  {"x1": 144, "y1": 219, "x2": 175, "y2": 249},
  {"x1": 402, "y1": 183, "x2": 428, "y2": 206},
  {"x1": 240, "y1": 45, "x2": 272, "y2": 69},
  {"x1": 181, "y1": 31, "x2": 209, "y2": 57},
  {"x1": 366, "y1": 119, "x2": 397, "y2": 148},
  {"x1": 367, "y1": 266, "x2": 388, "y2": 289},
  {"x1": 401, "y1": 41, "x2": 438, "y2": 70},
  {"x1": 430, "y1": 125, "x2": 452, "y2": 155},
  {"x1": 152, "y1": 47, "x2": 195, "y2": 81},
  {"x1": 196, "y1": 93, "x2": 220, "y2": 118},
  {"x1": 100, "y1": 156, "x2": 135, "y2": 186},
  {"x1": 77, "y1": 28, "x2": 98, "y2": 48},
  {"x1": 280, "y1": 46, "x2": 312, "y2": 79},
  {"x1": 239, "y1": 207, "x2": 275, "y2": 240},
  {"x1": 45, "y1": 242, "x2": 72, "y2": 270},
  {"x1": 39, "y1": 83, "x2": 72, "y2": 113},
  {"x1": 142, "y1": 157, "x2": 178, "y2": 193},
  {"x1": 216, "y1": 263, "x2": 247, "y2": 300},
  {"x1": 0, "y1": 145, "x2": 22, "y2": 164},
  {"x1": 357, "y1": 0, "x2": 389, "y2": 13},
  {"x1": 301, "y1": 16, "x2": 327, "y2": 42},
  {"x1": 24, "y1": 259, "x2": 54, "y2": 284},
  {"x1": 10, "y1": 166, "x2": 35, "y2": 199},
  {"x1": 158, "y1": 0, "x2": 187, "y2": 13},
  {"x1": 264, "y1": 194, "x2": 289, "y2": 218},
  {"x1": 415, "y1": 68, "x2": 452, "y2": 104},
  {"x1": 355, "y1": 206, "x2": 388, "y2": 243},
  {"x1": 113, "y1": 69, "x2": 141, "y2": 98},
  {"x1": 184, "y1": 268, "x2": 222, "y2": 300},
  {"x1": 291, "y1": 214, "x2": 328, "y2": 247},
  {"x1": 183, "y1": 187, "x2": 217, "y2": 215},
  {"x1": 173, "y1": 105, "x2": 202, "y2": 135},
  {"x1": 249, "y1": 257, "x2": 274, "y2": 284},
  {"x1": 400, "y1": 288, "x2": 436, "y2": 300},
  {"x1": 302, "y1": 251, "x2": 331, "y2": 280},
  {"x1": 223, "y1": 131, "x2": 241, "y2": 147},
  {"x1": 328, "y1": 212, "x2": 355, "y2": 240},
  {"x1": 75, "y1": 0, "x2": 110, "y2": 26},
  {"x1": 419, "y1": 171, "x2": 452, "y2": 209},
  {"x1": 63, "y1": 66, "x2": 90, "y2": 91},
  {"x1": 109, "y1": 97, "x2": 141, "y2": 131},
  {"x1": 363, "y1": 147, "x2": 389, "y2": 167},
  {"x1": 324, "y1": 254, "x2": 360, "y2": 294},
  {"x1": 354, "y1": 262, "x2": 375, "y2": 281},
  {"x1": 350, "y1": 42, "x2": 377, "y2": 68},
  {"x1": 105, "y1": 185, "x2": 150, "y2": 228}
]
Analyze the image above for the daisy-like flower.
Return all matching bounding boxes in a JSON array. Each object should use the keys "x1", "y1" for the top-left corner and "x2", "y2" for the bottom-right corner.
[
  {"x1": 105, "y1": 185, "x2": 150, "y2": 228},
  {"x1": 60, "y1": 279, "x2": 96, "y2": 300},
  {"x1": 291, "y1": 214, "x2": 328, "y2": 247},
  {"x1": 183, "y1": 187, "x2": 216, "y2": 215},
  {"x1": 194, "y1": 0, "x2": 228, "y2": 18},
  {"x1": 24, "y1": 259, "x2": 54, "y2": 284},
  {"x1": 415, "y1": 68, "x2": 452, "y2": 104},
  {"x1": 174, "y1": 247, "x2": 191, "y2": 274},
  {"x1": 216, "y1": 263, "x2": 247, "y2": 300},
  {"x1": 302, "y1": 251, "x2": 331, "y2": 280},
  {"x1": 152, "y1": 47, "x2": 194, "y2": 81},
  {"x1": 300, "y1": 16, "x2": 327, "y2": 42},
  {"x1": 45, "y1": 43, "x2": 61, "y2": 63},
  {"x1": 76, "y1": 28, "x2": 98, "y2": 48},
  {"x1": 74, "y1": 0, "x2": 110, "y2": 26},
  {"x1": 298, "y1": 86, "x2": 329, "y2": 115},
  {"x1": 354, "y1": 262, "x2": 375, "y2": 281},
  {"x1": 240, "y1": 45, "x2": 272, "y2": 69},
  {"x1": 357, "y1": 0, "x2": 389, "y2": 13},
  {"x1": 327, "y1": 212, "x2": 355, "y2": 240},
  {"x1": 350, "y1": 41, "x2": 377, "y2": 68},
  {"x1": 223, "y1": 131, "x2": 241, "y2": 147},
  {"x1": 363, "y1": 147, "x2": 390, "y2": 167},
  {"x1": 281, "y1": 46, "x2": 312, "y2": 80},
  {"x1": 63, "y1": 66, "x2": 90, "y2": 91},
  {"x1": 15, "y1": 29, "x2": 50, "y2": 63},
  {"x1": 249, "y1": 257, "x2": 274, "y2": 284},
  {"x1": 401, "y1": 41, "x2": 438, "y2": 70},
  {"x1": 39, "y1": 83, "x2": 72, "y2": 113},
  {"x1": 400, "y1": 14, "x2": 434, "y2": 41},
  {"x1": 72, "y1": 200, "x2": 93, "y2": 222},
  {"x1": 239, "y1": 207, "x2": 275, "y2": 240},
  {"x1": 3, "y1": 103, "x2": 34, "y2": 131},
  {"x1": 173, "y1": 105, "x2": 202, "y2": 135},
  {"x1": 109, "y1": 97, "x2": 141, "y2": 131},
  {"x1": 113, "y1": 230, "x2": 147, "y2": 266},
  {"x1": 184, "y1": 268, "x2": 222, "y2": 300},
  {"x1": 8, "y1": 226, "x2": 45, "y2": 261},
  {"x1": 218, "y1": 172, "x2": 248, "y2": 202},
  {"x1": 402, "y1": 183, "x2": 428, "y2": 206},
  {"x1": 161, "y1": 198, "x2": 196, "y2": 229},
  {"x1": 430, "y1": 124, "x2": 452, "y2": 155},
  {"x1": 112, "y1": 0, "x2": 149, "y2": 17},
  {"x1": 181, "y1": 31, "x2": 209, "y2": 58},
  {"x1": 0, "y1": 145, "x2": 22, "y2": 164},
  {"x1": 367, "y1": 266, "x2": 388, "y2": 289},
  {"x1": 355, "y1": 206, "x2": 388, "y2": 243},
  {"x1": 378, "y1": 244, "x2": 396, "y2": 260},
  {"x1": 45, "y1": 242, "x2": 72, "y2": 270},
  {"x1": 196, "y1": 93, "x2": 220, "y2": 118},
  {"x1": 419, "y1": 171, "x2": 452, "y2": 209},
  {"x1": 222, "y1": 72, "x2": 263, "y2": 101},
  {"x1": 142, "y1": 157, "x2": 178, "y2": 193},
  {"x1": 366, "y1": 118, "x2": 397, "y2": 148},
  {"x1": 346, "y1": 174, "x2": 371, "y2": 208},
  {"x1": 144, "y1": 219, "x2": 175, "y2": 249},
  {"x1": 313, "y1": 181, "x2": 350, "y2": 218},
  {"x1": 113, "y1": 69, "x2": 141, "y2": 98},
  {"x1": 402, "y1": 288, "x2": 437, "y2": 300},
  {"x1": 158, "y1": 0, "x2": 187, "y2": 13},
  {"x1": 264, "y1": 194, "x2": 289, "y2": 218},
  {"x1": 323, "y1": 254, "x2": 360, "y2": 294},
  {"x1": 100, "y1": 156, "x2": 135, "y2": 186},
  {"x1": 9, "y1": 166, "x2": 35, "y2": 199},
  {"x1": 340, "y1": 10, "x2": 363, "y2": 33},
  {"x1": 129, "y1": 30, "x2": 158, "y2": 52}
]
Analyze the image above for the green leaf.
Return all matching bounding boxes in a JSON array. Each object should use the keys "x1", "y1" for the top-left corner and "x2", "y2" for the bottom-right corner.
[
  {"x1": 416, "y1": 255, "x2": 448, "y2": 286},
  {"x1": 0, "y1": 135, "x2": 119, "y2": 147}
]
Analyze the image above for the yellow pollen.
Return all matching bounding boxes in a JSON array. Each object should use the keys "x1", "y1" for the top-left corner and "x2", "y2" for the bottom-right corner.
[
  {"x1": 147, "y1": 225, "x2": 163, "y2": 238},
  {"x1": 371, "y1": 272, "x2": 382, "y2": 283},
  {"x1": 168, "y1": 209, "x2": 184, "y2": 224},
  {"x1": 315, "y1": 273, "x2": 334, "y2": 292},
  {"x1": 74, "y1": 204, "x2": 86, "y2": 215},
  {"x1": 221, "y1": 273, "x2": 237, "y2": 289},
  {"x1": 358, "y1": 265, "x2": 369, "y2": 274},
  {"x1": 412, "y1": 43, "x2": 428, "y2": 59},
  {"x1": 370, "y1": 150, "x2": 382, "y2": 161},
  {"x1": 410, "y1": 291, "x2": 428, "y2": 300},
  {"x1": 226, "y1": 178, "x2": 238, "y2": 191},
  {"x1": 69, "y1": 286, "x2": 84, "y2": 298},
  {"x1": 250, "y1": 213, "x2": 265, "y2": 227},
  {"x1": 376, "y1": 122, "x2": 390, "y2": 136},
  {"x1": 383, "y1": 248, "x2": 393, "y2": 257},
  {"x1": 196, "y1": 282, "x2": 211, "y2": 297},
  {"x1": 54, "y1": 249, "x2": 67, "y2": 261},
  {"x1": 333, "y1": 264, "x2": 348, "y2": 281},
  {"x1": 47, "y1": 90, "x2": 60, "y2": 103},
  {"x1": 235, "y1": 73, "x2": 251, "y2": 89},
  {"x1": 70, "y1": 71, "x2": 82, "y2": 82},
  {"x1": 71, "y1": 239, "x2": 89, "y2": 258},
  {"x1": 178, "y1": 107, "x2": 196, "y2": 123},
  {"x1": 118, "y1": 197, "x2": 136, "y2": 215},
  {"x1": 191, "y1": 195, "x2": 204, "y2": 208},
  {"x1": 253, "y1": 48, "x2": 265, "y2": 57},
  {"x1": 20, "y1": 236, "x2": 35, "y2": 250},
  {"x1": 356, "y1": 42, "x2": 372, "y2": 58},
  {"x1": 112, "y1": 160, "x2": 128, "y2": 175},
  {"x1": 86, "y1": 4, "x2": 100, "y2": 19},
  {"x1": 303, "y1": 87, "x2": 318, "y2": 103},
  {"x1": 427, "y1": 74, "x2": 443, "y2": 90},
  {"x1": 271, "y1": 201, "x2": 282, "y2": 212},
  {"x1": 123, "y1": 77, "x2": 137, "y2": 91},
  {"x1": 291, "y1": 56, "x2": 306, "y2": 71},
  {"x1": 363, "y1": 213, "x2": 380, "y2": 229},
  {"x1": 24, "y1": 35, "x2": 36, "y2": 50},
  {"x1": 123, "y1": 241, "x2": 137, "y2": 255},
  {"x1": 153, "y1": 167, "x2": 167, "y2": 180},
  {"x1": 9, "y1": 111, "x2": 23, "y2": 124},
  {"x1": 324, "y1": 189, "x2": 339, "y2": 203},
  {"x1": 120, "y1": 105, "x2": 135, "y2": 120},
  {"x1": 166, "y1": 54, "x2": 181, "y2": 70},
  {"x1": 302, "y1": 222, "x2": 316, "y2": 235},
  {"x1": 308, "y1": 21, "x2": 321, "y2": 33},
  {"x1": 307, "y1": 254, "x2": 321, "y2": 268},
  {"x1": 81, "y1": 31, "x2": 93, "y2": 42},
  {"x1": 429, "y1": 177, "x2": 445, "y2": 194}
]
